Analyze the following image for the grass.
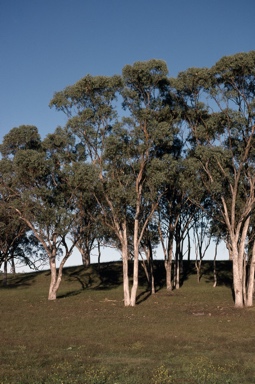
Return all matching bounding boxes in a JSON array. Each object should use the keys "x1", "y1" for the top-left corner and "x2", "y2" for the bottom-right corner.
[{"x1": 0, "y1": 261, "x2": 255, "y2": 383}]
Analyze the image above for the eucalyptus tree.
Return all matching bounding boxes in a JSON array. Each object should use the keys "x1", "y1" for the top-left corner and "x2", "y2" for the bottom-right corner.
[
  {"x1": 174, "y1": 51, "x2": 255, "y2": 307},
  {"x1": 0, "y1": 199, "x2": 27, "y2": 284},
  {"x1": 156, "y1": 157, "x2": 185, "y2": 291},
  {"x1": 50, "y1": 75, "x2": 135, "y2": 305},
  {"x1": 0, "y1": 125, "x2": 87, "y2": 299},
  {"x1": 0, "y1": 202, "x2": 45, "y2": 277},
  {"x1": 120, "y1": 60, "x2": 180, "y2": 305},
  {"x1": 0, "y1": 126, "x2": 45, "y2": 277},
  {"x1": 50, "y1": 60, "x2": 179, "y2": 306}
]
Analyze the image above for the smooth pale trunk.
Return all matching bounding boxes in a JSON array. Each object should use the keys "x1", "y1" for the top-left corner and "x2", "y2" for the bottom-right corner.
[
  {"x1": 130, "y1": 218, "x2": 139, "y2": 306},
  {"x1": 246, "y1": 241, "x2": 255, "y2": 307},
  {"x1": 232, "y1": 247, "x2": 244, "y2": 308},
  {"x1": 48, "y1": 257, "x2": 57, "y2": 300},
  {"x1": 165, "y1": 241, "x2": 173, "y2": 291},
  {"x1": 48, "y1": 256, "x2": 62, "y2": 301},
  {"x1": 122, "y1": 241, "x2": 131, "y2": 306}
]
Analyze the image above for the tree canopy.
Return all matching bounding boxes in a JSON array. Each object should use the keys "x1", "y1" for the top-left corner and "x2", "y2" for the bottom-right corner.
[{"x1": 1, "y1": 52, "x2": 255, "y2": 308}]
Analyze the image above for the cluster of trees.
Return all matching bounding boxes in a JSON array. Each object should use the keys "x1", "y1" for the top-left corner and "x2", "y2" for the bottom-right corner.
[{"x1": 1, "y1": 52, "x2": 255, "y2": 308}]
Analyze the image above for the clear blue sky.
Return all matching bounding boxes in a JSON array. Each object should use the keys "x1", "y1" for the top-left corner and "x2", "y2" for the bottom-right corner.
[{"x1": 1, "y1": 0, "x2": 254, "y2": 144}]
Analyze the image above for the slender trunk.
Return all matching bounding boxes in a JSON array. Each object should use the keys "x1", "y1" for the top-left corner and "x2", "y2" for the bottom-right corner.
[
  {"x1": 165, "y1": 241, "x2": 173, "y2": 291},
  {"x1": 243, "y1": 256, "x2": 247, "y2": 306},
  {"x1": 10, "y1": 257, "x2": 16, "y2": 275},
  {"x1": 76, "y1": 243, "x2": 90, "y2": 267},
  {"x1": 48, "y1": 255, "x2": 57, "y2": 300},
  {"x1": 187, "y1": 231, "x2": 191, "y2": 262},
  {"x1": 195, "y1": 259, "x2": 202, "y2": 283},
  {"x1": 175, "y1": 259, "x2": 180, "y2": 288},
  {"x1": 121, "y1": 223, "x2": 130, "y2": 306},
  {"x1": 175, "y1": 226, "x2": 182, "y2": 289},
  {"x1": 2, "y1": 259, "x2": 8, "y2": 286},
  {"x1": 213, "y1": 241, "x2": 218, "y2": 288},
  {"x1": 142, "y1": 240, "x2": 155, "y2": 294},
  {"x1": 141, "y1": 256, "x2": 150, "y2": 281},
  {"x1": 148, "y1": 242, "x2": 155, "y2": 295},
  {"x1": 97, "y1": 241, "x2": 101, "y2": 269},
  {"x1": 158, "y1": 221, "x2": 173, "y2": 291},
  {"x1": 246, "y1": 241, "x2": 255, "y2": 307},
  {"x1": 232, "y1": 245, "x2": 244, "y2": 308},
  {"x1": 122, "y1": 248, "x2": 130, "y2": 306},
  {"x1": 48, "y1": 250, "x2": 72, "y2": 300},
  {"x1": 130, "y1": 218, "x2": 139, "y2": 307}
]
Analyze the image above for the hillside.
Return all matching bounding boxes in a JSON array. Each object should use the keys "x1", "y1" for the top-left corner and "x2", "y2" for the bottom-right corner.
[{"x1": 1, "y1": 260, "x2": 255, "y2": 384}]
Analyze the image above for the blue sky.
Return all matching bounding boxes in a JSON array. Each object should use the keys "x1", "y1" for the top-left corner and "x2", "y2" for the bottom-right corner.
[{"x1": 1, "y1": 0, "x2": 254, "y2": 144}]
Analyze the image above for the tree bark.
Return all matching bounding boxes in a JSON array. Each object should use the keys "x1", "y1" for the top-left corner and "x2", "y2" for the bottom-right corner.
[
  {"x1": 246, "y1": 241, "x2": 255, "y2": 307},
  {"x1": 2, "y1": 259, "x2": 8, "y2": 286},
  {"x1": 213, "y1": 241, "x2": 219, "y2": 288},
  {"x1": 130, "y1": 218, "x2": 139, "y2": 307},
  {"x1": 119, "y1": 222, "x2": 130, "y2": 306},
  {"x1": 165, "y1": 241, "x2": 173, "y2": 291},
  {"x1": 48, "y1": 255, "x2": 57, "y2": 300}
]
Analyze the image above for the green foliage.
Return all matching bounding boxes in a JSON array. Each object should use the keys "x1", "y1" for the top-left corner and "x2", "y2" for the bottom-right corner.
[
  {"x1": 0, "y1": 125, "x2": 41, "y2": 157},
  {"x1": 2, "y1": 52, "x2": 255, "y2": 306}
]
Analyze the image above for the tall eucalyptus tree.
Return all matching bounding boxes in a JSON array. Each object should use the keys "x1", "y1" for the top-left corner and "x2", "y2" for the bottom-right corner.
[
  {"x1": 50, "y1": 60, "x2": 179, "y2": 305},
  {"x1": 174, "y1": 51, "x2": 255, "y2": 307},
  {"x1": 0, "y1": 125, "x2": 87, "y2": 299}
]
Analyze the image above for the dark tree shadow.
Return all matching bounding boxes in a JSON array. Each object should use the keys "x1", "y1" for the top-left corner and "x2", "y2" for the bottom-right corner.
[
  {"x1": 136, "y1": 289, "x2": 151, "y2": 305},
  {"x1": 0, "y1": 271, "x2": 44, "y2": 289}
]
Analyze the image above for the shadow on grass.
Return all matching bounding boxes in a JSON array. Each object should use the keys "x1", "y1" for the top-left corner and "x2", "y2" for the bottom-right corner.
[
  {"x1": 0, "y1": 270, "x2": 44, "y2": 289},
  {"x1": 0, "y1": 260, "x2": 235, "y2": 303},
  {"x1": 57, "y1": 289, "x2": 84, "y2": 299},
  {"x1": 136, "y1": 289, "x2": 151, "y2": 304}
]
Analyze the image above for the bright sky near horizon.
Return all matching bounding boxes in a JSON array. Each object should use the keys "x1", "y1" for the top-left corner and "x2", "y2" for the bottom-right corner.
[{"x1": 0, "y1": 0, "x2": 254, "y2": 269}]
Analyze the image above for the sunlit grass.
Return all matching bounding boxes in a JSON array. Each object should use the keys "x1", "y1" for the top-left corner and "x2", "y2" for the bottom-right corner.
[{"x1": 0, "y1": 261, "x2": 254, "y2": 383}]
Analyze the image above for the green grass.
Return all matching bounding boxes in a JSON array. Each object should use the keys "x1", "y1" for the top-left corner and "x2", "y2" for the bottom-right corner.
[{"x1": 1, "y1": 261, "x2": 255, "y2": 383}]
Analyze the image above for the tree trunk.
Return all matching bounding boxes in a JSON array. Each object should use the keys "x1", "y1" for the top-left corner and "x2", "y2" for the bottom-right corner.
[
  {"x1": 2, "y1": 259, "x2": 8, "y2": 286},
  {"x1": 174, "y1": 225, "x2": 182, "y2": 289},
  {"x1": 48, "y1": 256, "x2": 58, "y2": 300},
  {"x1": 142, "y1": 239, "x2": 155, "y2": 294},
  {"x1": 165, "y1": 235, "x2": 173, "y2": 291},
  {"x1": 122, "y1": 248, "x2": 130, "y2": 306},
  {"x1": 76, "y1": 243, "x2": 90, "y2": 267},
  {"x1": 232, "y1": 248, "x2": 244, "y2": 308},
  {"x1": 121, "y1": 224, "x2": 130, "y2": 306},
  {"x1": 148, "y1": 245, "x2": 155, "y2": 295},
  {"x1": 130, "y1": 218, "x2": 139, "y2": 306},
  {"x1": 213, "y1": 241, "x2": 218, "y2": 288},
  {"x1": 10, "y1": 256, "x2": 16, "y2": 275},
  {"x1": 175, "y1": 259, "x2": 180, "y2": 288},
  {"x1": 246, "y1": 241, "x2": 255, "y2": 307},
  {"x1": 97, "y1": 241, "x2": 101, "y2": 269}
]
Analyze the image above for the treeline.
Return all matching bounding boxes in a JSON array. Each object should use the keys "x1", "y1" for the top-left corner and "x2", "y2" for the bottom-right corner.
[{"x1": 0, "y1": 52, "x2": 255, "y2": 307}]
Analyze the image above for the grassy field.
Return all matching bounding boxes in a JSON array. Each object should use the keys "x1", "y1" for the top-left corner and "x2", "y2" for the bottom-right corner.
[{"x1": 1, "y1": 261, "x2": 255, "y2": 384}]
